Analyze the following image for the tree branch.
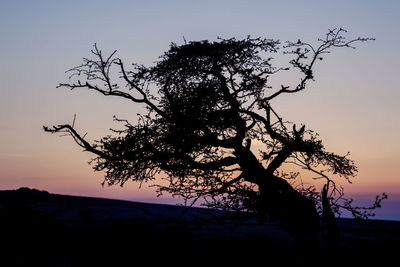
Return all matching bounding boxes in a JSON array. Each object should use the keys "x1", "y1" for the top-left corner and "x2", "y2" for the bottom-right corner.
[
  {"x1": 43, "y1": 124, "x2": 111, "y2": 160},
  {"x1": 265, "y1": 28, "x2": 374, "y2": 101},
  {"x1": 58, "y1": 44, "x2": 166, "y2": 117},
  {"x1": 116, "y1": 59, "x2": 166, "y2": 117}
]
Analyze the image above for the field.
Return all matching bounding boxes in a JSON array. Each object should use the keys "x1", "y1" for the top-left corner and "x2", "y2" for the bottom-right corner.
[{"x1": 1, "y1": 188, "x2": 399, "y2": 265}]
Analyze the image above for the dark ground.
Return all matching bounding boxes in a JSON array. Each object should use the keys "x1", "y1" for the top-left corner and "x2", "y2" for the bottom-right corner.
[{"x1": 0, "y1": 188, "x2": 399, "y2": 266}]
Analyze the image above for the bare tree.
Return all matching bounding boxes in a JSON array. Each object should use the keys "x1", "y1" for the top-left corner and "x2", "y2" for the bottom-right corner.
[{"x1": 44, "y1": 28, "x2": 386, "y2": 247}]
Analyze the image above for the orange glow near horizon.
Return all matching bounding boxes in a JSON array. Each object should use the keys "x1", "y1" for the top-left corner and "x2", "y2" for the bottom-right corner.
[{"x1": 1, "y1": 130, "x2": 398, "y2": 201}]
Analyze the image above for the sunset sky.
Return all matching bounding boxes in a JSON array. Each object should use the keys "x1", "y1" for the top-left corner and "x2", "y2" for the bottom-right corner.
[{"x1": 1, "y1": 0, "x2": 399, "y2": 220}]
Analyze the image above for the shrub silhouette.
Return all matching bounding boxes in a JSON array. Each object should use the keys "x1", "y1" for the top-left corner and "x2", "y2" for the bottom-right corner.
[{"x1": 44, "y1": 28, "x2": 386, "y2": 247}]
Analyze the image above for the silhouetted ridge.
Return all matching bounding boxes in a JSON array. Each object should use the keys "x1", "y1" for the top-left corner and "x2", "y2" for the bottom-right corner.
[{"x1": 0, "y1": 188, "x2": 399, "y2": 265}]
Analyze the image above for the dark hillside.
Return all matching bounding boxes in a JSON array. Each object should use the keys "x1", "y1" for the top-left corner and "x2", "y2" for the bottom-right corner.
[{"x1": 0, "y1": 188, "x2": 399, "y2": 265}]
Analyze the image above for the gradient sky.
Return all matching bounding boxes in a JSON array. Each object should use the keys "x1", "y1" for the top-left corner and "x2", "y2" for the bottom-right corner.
[{"x1": 1, "y1": 0, "x2": 399, "y2": 219}]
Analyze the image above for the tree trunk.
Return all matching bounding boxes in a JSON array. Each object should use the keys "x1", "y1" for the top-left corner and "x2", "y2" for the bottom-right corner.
[
  {"x1": 233, "y1": 146, "x2": 320, "y2": 247},
  {"x1": 258, "y1": 175, "x2": 320, "y2": 247},
  {"x1": 321, "y1": 183, "x2": 340, "y2": 247}
]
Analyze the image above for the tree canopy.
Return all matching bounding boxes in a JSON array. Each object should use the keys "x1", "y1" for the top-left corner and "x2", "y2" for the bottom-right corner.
[{"x1": 45, "y1": 28, "x2": 386, "y2": 246}]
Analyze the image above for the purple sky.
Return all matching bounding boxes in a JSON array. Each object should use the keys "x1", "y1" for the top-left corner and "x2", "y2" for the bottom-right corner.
[{"x1": 0, "y1": 0, "x2": 399, "y2": 220}]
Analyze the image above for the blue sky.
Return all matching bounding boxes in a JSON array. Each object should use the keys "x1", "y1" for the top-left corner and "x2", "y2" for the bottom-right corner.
[{"x1": 0, "y1": 0, "x2": 399, "y2": 220}]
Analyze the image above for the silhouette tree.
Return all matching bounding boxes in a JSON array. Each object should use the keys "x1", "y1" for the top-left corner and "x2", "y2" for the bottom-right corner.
[{"x1": 44, "y1": 28, "x2": 386, "y2": 247}]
